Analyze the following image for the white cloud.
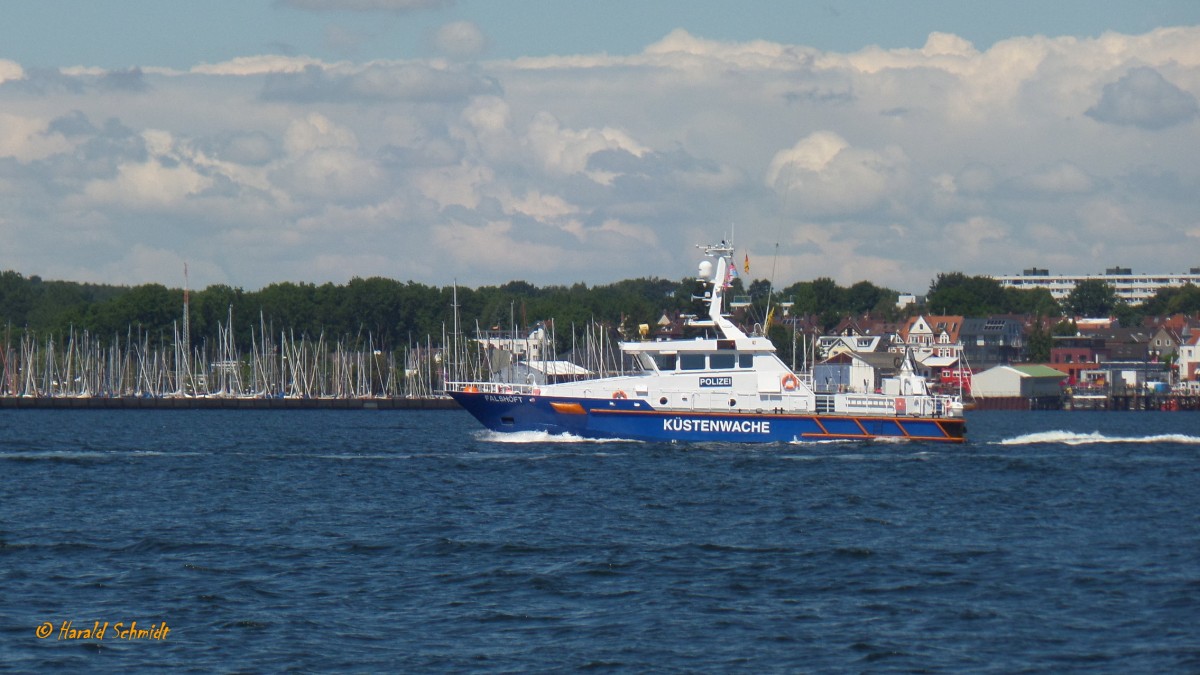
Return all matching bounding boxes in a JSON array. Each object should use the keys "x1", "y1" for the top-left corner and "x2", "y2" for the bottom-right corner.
[
  {"x1": 944, "y1": 216, "x2": 1012, "y2": 260},
  {"x1": 453, "y1": 95, "x2": 518, "y2": 161},
  {"x1": 277, "y1": 147, "x2": 386, "y2": 200},
  {"x1": 500, "y1": 189, "x2": 577, "y2": 221},
  {"x1": 643, "y1": 28, "x2": 812, "y2": 72},
  {"x1": 259, "y1": 61, "x2": 495, "y2": 102},
  {"x1": 1013, "y1": 162, "x2": 1095, "y2": 195},
  {"x1": 83, "y1": 158, "x2": 211, "y2": 208},
  {"x1": 1086, "y1": 66, "x2": 1200, "y2": 129},
  {"x1": 523, "y1": 112, "x2": 649, "y2": 180},
  {"x1": 432, "y1": 219, "x2": 555, "y2": 273},
  {"x1": 433, "y1": 21, "x2": 487, "y2": 60},
  {"x1": 2, "y1": 24, "x2": 1200, "y2": 294},
  {"x1": 97, "y1": 244, "x2": 199, "y2": 287},
  {"x1": 415, "y1": 162, "x2": 493, "y2": 210},
  {"x1": 0, "y1": 113, "x2": 73, "y2": 161},
  {"x1": 284, "y1": 113, "x2": 359, "y2": 155},
  {"x1": 79, "y1": 130, "x2": 213, "y2": 208},
  {"x1": 192, "y1": 55, "x2": 332, "y2": 76},
  {"x1": 0, "y1": 59, "x2": 23, "y2": 83},
  {"x1": 766, "y1": 132, "x2": 909, "y2": 216},
  {"x1": 766, "y1": 131, "x2": 847, "y2": 177}
]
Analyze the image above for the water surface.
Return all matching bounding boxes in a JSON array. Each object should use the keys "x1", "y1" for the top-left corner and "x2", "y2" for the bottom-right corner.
[{"x1": 2, "y1": 409, "x2": 1198, "y2": 671}]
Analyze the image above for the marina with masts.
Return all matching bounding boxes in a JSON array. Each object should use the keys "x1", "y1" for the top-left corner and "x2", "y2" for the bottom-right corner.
[
  {"x1": 0, "y1": 282, "x2": 632, "y2": 409},
  {"x1": 0, "y1": 319, "x2": 456, "y2": 409},
  {"x1": 0, "y1": 278, "x2": 461, "y2": 408}
]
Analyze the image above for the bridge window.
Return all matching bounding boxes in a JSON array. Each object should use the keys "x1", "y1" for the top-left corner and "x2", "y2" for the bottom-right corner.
[
  {"x1": 653, "y1": 354, "x2": 677, "y2": 371},
  {"x1": 710, "y1": 353, "x2": 736, "y2": 370},
  {"x1": 680, "y1": 354, "x2": 706, "y2": 370}
]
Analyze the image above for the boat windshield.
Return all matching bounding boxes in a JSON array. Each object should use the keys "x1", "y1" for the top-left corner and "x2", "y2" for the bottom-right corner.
[
  {"x1": 634, "y1": 352, "x2": 662, "y2": 372},
  {"x1": 636, "y1": 351, "x2": 753, "y2": 373},
  {"x1": 647, "y1": 353, "x2": 676, "y2": 372}
]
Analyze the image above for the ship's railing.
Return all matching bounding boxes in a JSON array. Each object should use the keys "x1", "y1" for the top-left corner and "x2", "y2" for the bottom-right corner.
[
  {"x1": 446, "y1": 381, "x2": 539, "y2": 395},
  {"x1": 841, "y1": 391, "x2": 963, "y2": 418},
  {"x1": 921, "y1": 393, "x2": 965, "y2": 417}
]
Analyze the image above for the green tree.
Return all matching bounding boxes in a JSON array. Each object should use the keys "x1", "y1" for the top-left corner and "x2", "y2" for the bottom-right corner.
[
  {"x1": 1165, "y1": 284, "x2": 1200, "y2": 314},
  {"x1": 343, "y1": 277, "x2": 404, "y2": 342},
  {"x1": 748, "y1": 279, "x2": 772, "y2": 302},
  {"x1": 1003, "y1": 287, "x2": 1061, "y2": 317},
  {"x1": 1026, "y1": 317, "x2": 1053, "y2": 362},
  {"x1": 252, "y1": 282, "x2": 320, "y2": 336},
  {"x1": 0, "y1": 271, "x2": 34, "y2": 326},
  {"x1": 1113, "y1": 302, "x2": 1142, "y2": 328},
  {"x1": 86, "y1": 283, "x2": 179, "y2": 337},
  {"x1": 811, "y1": 277, "x2": 842, "y2": 311},
  {"x1": 926, "y1": 272, "x2": 1006, "y2": 316},
  {"x1": 191, "y1": 284, "x2": 245, "y2": 342},
  {"x1": 1064, "y1": 280, "x2": 1119, "y2": 317},
  {"x1": 844, "y1": 281, "x2": 888, "y2": 314},
  {"x1": 767, "y1": 322, "x2": 796, "y2": 368},
  {"x1": 784, "y1": 277, "x2": 844, "y2": 325},
  {"x1": 1141, "y1": 283, "x2": 1200, "y2": 316},
  {"x1": 1052, "y1": 319, "x2": 1078, "y2": 336}
]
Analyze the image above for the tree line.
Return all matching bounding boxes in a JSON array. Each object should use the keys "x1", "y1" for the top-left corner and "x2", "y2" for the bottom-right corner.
[
  {"x1": 923, "y1": 272, "x2": 1200, "y2": 323},
  {"x1": 3, "y1": 268, "x2": 1199, "y2": 354}
]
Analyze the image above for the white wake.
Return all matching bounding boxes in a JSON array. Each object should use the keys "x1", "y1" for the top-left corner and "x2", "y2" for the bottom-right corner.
[
  {"x1": 997, "y1": 430, "x2": 1200, "y2": 446},
  {"x1": 476, "y1": 430, "x2": 637, "y2": 444}
]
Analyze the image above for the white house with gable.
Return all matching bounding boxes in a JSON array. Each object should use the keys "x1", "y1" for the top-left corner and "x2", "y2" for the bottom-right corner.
[{"x1": 1177, "y1": 334, "x2": 1200, "y2": 382}]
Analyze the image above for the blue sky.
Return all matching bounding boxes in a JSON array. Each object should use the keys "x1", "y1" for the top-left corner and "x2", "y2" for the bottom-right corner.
[
  {"x1": 1, "y1": 1, "x2": 1199, "y2": 294},
  {"x1": 7, "y1": 1, "x2": 1199, "y2": 68}
]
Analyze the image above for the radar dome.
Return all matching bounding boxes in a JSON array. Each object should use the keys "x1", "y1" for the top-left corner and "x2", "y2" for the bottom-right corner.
[{"x1": 698, "y1": 260, "x2": 713, "y2": 279}]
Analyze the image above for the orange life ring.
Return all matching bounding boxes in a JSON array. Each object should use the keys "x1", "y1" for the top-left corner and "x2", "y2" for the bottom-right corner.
[
  {"x1": 464, "y1": 385, "x2": 478, "y2": 393},
  {"x1": 781, "y1": 373, "x2": 799, "y2": 392},
  {"x1": 612, "y1": 390, "x2": 627, "y2": 399}
]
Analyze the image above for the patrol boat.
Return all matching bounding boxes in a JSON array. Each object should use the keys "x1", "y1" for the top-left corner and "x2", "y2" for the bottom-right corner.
[{"x1": 447, "y1": 241, "x2": 966, "y2": 443}]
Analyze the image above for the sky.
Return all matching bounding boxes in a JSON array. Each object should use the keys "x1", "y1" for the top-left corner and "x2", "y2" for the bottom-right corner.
[{"x1": 1, "y1": 1, "x2": 1199, "y2": 296}]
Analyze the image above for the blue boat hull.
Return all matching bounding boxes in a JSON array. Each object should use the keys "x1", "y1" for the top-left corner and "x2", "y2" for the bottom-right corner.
[{"x1": 450, "y1": 391, "x2": 966, "y2": 443}]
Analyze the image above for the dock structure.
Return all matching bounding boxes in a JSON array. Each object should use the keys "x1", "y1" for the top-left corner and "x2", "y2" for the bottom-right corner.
[
  {"x1": 970, "y1": 391, "x2": 1200, "y2": 411},
  {"x1": 969, "y1": 395, "x2": 1063, "y2": 411},
  {"x1": 1063, "y1": 392, "x2": 1200, "y2": 411}
]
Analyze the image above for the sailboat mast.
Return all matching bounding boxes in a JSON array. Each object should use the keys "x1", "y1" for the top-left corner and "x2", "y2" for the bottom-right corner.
[{"x1": 182, "y1": 263, "x2": 191, "y2": 395}]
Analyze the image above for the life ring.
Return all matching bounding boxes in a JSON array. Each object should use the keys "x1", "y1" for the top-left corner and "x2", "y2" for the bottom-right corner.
[
  {"x1": 464, "y1": 385, "x2": 478, "y2": 393},
  {"x1": 612, "y1": 390, "x2": 627, "y2": 399},
  {"x1": 781, "y1": 373, "x2": 799, "y2": 392}
]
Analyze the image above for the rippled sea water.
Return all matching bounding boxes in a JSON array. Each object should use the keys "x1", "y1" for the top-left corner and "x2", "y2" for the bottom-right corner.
[{"x1": 2, "y1": 409, "x2": 1199, "y2": 672}]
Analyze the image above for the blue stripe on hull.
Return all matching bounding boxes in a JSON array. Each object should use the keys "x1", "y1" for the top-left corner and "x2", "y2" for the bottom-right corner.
[{"x1": 450, "y1": 392, "x2": 966, "y2": 443}]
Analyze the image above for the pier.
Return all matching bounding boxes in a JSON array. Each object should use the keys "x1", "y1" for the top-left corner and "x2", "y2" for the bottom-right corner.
[
  {"x1": 971, "y1": 392, "x2": 1200, "y2": 411},
  {"x1": 1063, "y1": 392, "x2": 1200, "y2": 411}
]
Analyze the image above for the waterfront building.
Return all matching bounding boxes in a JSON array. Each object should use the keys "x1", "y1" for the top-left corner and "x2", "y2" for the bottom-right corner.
[
  {"x1": 958, "y1": 317, "x2": 1025, "y2": 367},
  {"x1": 971, "y1": 364, "x2": 1068, "y2": 399},
  {"x1": 1178, "y1": 334, "x2": 1200, "y2": 381},
  {"x1": 898, "y1": 315, "x2": 964, "y2": 361},
  {"x1": 993, "y1": 267, "x2": 1200, "y2": 305}
]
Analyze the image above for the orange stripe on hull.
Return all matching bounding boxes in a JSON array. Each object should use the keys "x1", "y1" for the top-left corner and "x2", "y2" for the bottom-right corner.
[{"x1": 550, "y1": 401, "x2": 586, "y2": 415}]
